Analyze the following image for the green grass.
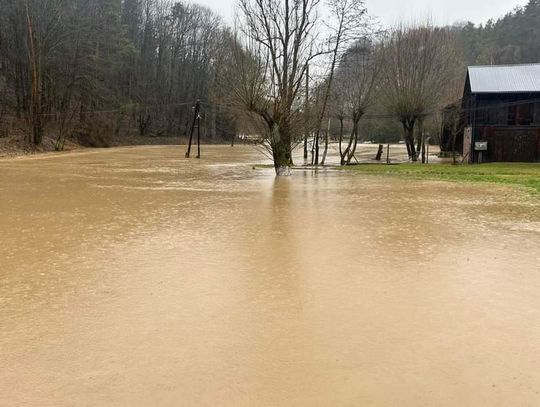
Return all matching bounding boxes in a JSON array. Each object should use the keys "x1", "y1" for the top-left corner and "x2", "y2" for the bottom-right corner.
[{"x1": 344, "y1": 163, "x2": 540, "y2": 195}]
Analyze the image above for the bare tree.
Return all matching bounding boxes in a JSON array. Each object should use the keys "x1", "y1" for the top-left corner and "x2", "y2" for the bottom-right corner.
[
  {"x1": 234, "y1": 0, "x2": 323, "y2": 175},
  {"x1": 332, "y1": 39, "x2": 381, "y2": 165},
  {"x1": 311, "y1": 0, "x2": 369, "y2": 166},
  {"x1": 380, "y1": 24, "x2": 459, "y2": 162}
]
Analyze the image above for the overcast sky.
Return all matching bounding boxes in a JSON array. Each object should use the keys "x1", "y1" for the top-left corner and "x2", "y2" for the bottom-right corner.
[{"x1": 188, "y1": 0, "x2": 529, "y2": 27}]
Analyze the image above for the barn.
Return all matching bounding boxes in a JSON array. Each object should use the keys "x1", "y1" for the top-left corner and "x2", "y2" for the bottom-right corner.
[{"x1": 460, "y1": 63, "x2": 540, "y2": 163}]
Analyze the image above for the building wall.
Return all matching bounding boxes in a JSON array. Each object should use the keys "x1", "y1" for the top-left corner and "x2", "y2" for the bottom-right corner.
[
  {"x1": 474, "y1": 126, "x2": 540, "y2": 162},
  {"x1": 465, "y1": 92, "x2": 540, "y2": 162}
]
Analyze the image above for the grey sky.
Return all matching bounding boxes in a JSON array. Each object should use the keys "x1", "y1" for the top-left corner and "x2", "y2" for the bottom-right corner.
[{"x1": 188, "y1": 0, "x2": 529, "y2": 27}]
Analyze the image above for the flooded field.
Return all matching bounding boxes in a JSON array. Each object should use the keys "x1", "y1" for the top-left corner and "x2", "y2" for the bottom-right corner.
[{"x1": 1, "y1": 145, "x2": 539, "y2": 406}]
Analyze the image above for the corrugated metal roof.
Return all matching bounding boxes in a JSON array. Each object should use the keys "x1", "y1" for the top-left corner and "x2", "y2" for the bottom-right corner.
[{"x1": 468, "y1": 63, "x2": 540, "y2": 94}]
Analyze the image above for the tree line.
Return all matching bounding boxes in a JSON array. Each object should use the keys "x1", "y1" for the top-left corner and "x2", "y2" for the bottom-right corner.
[
  {"x1": 459, "y1": 0, "x2": 540, "y2": 65},
  {"x1": 0, "y1": 0, "x2": 235, "y2": 149}
]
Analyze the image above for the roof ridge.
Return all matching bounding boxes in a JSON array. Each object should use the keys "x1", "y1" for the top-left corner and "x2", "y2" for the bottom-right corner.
[{"x1": 469, "y1": 63, "x2": 540, "y2": 69}]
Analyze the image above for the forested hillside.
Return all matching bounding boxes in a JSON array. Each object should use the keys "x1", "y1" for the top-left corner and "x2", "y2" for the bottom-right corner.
[
  {"x1": 0, "y1": 0, "x2": 234, "y2": 151},
  {"x1": 459, "y1": 0, "x2": 540, "y2": 65}
]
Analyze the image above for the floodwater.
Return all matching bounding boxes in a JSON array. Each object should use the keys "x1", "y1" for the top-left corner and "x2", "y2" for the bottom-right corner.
[{"x1": 1, "y1": 145, "x2": 539, "y2": 407}]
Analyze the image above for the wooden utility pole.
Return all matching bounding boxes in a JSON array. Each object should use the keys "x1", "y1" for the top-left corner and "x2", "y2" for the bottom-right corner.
[
  {"x1": 185, "y1": 100, "x2": 201, "y2": 158},
  {"x1": 196, "y1": 108, "x2": 201, "y2": 159}
]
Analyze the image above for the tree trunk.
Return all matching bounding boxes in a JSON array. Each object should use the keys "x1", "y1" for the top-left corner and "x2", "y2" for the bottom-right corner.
[
  {"x1": 375, "y1": 144, "x2": 384, "y2": 161},
  {"x1": 346, "y1": 128, "x2": 360, "y2": 165},
  {"x1": 210, "y1": 104, "x2": 217, "y2": 142},
  {"x1": 416, "y1": 125, "x2": 422, "y2": 156},
  {"x1": 403, "y1": 123, "x2": 418, "y2": 162},
  {"x1": 321, "y1": 118, "x2": 331, "y2": 165},
  {"x1": 270, "y1": 123, "x2": 293, "y2": 176},
  {"x1": 138, "y1": 110, "x2": 151, "y2": 136},
  {"x1": 25, "y1": 0, "x2": 43, "y2": 145},
  {"x1": 417, "y1": 120, "x2": 425, "y2": 163},
  {"x1": 338, "y1": 116, "x2": 344, "y2": 159},
  {"x1": 341, "y1": 119, "x2": 359, "y2": 166},
  {"x1": 314, "y1": 131, "x2": 319, "y2": 165}
]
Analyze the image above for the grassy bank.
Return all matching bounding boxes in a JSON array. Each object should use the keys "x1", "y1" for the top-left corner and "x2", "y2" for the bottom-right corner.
[{"x1": 344, "y1": 163, "x2": 540, "y2": 195}]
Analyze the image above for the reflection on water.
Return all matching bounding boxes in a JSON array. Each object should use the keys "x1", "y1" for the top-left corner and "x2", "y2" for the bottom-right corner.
[{"x1": 1, "y1": 146, "x2": 539, "y2": 406}]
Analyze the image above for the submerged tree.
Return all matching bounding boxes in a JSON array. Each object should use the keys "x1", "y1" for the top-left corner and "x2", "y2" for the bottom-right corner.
[{"x1": 234, "y1": 0, "x2": 323, "y2": 175}]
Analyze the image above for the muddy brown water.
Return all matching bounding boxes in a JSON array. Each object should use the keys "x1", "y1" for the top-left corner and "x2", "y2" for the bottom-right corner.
[{"x1": 1, "y1": 145, "x2": 539, "y2": 406}]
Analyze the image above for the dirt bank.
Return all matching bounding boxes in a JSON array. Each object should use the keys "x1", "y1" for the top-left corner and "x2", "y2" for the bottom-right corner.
[{"x1": 0, "y1": 133, "x2": 186, "y2": 158}]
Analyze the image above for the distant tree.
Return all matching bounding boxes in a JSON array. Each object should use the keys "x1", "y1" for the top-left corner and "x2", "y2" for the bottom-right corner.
[
  {"x1": 458, "y1": 0, "x2": 540, "y2": 65},
  {"x1": 331, "y1": 39, "x2": 381, "y2": 165},
  {"x1": 311, "y1": 0, "x2": 369, "y2": 166},
  {"x1": 380, "y1": 25, "x2": 460, "y2": 162}
]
